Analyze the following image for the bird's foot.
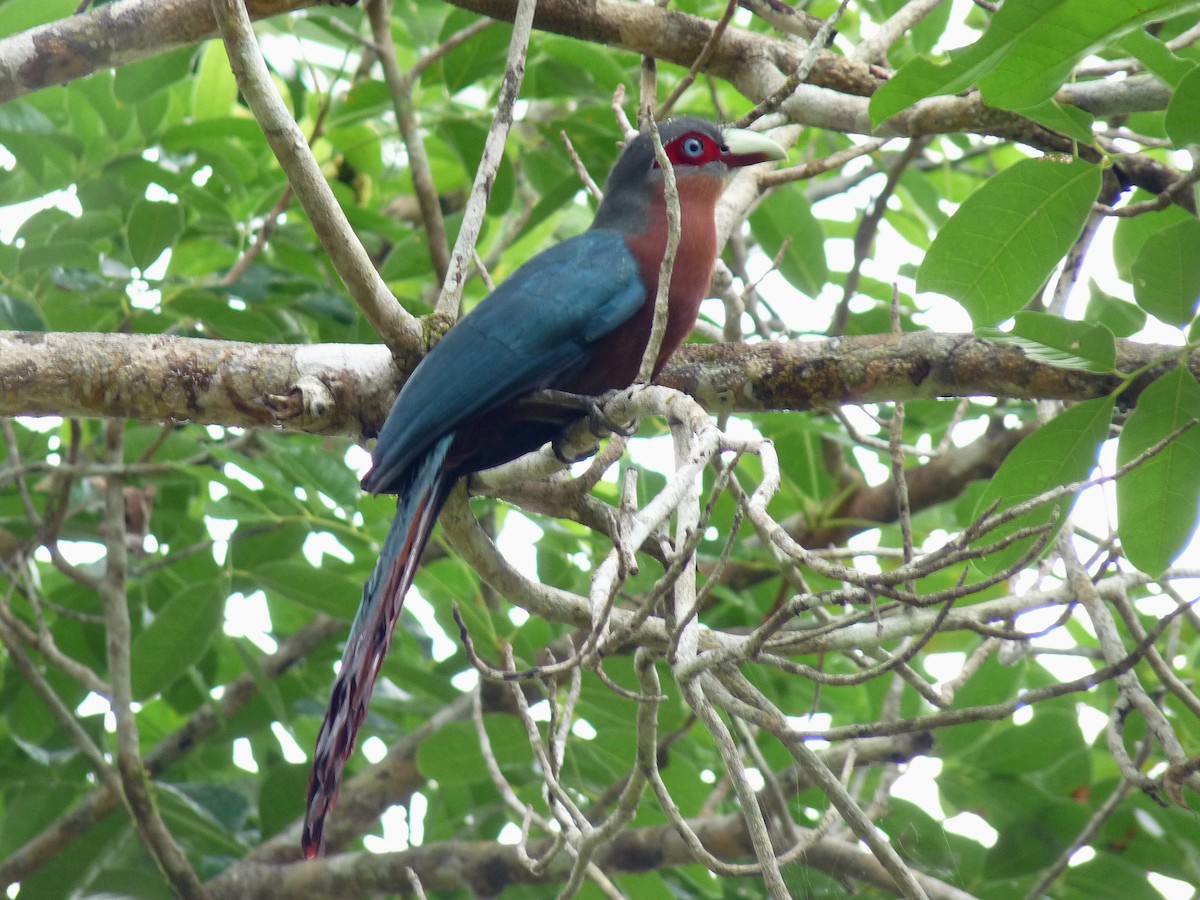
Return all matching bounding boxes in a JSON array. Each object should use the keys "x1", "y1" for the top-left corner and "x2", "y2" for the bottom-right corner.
[
  {"x1": 538, "y1": 389, "x2": 637, "y2": 465},
  {"x1": 586, "y1": 390, "x2": 638, "y2": 439}
]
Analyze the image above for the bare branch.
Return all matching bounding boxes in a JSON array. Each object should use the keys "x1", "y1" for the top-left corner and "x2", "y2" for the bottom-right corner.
[
  {"x1": 434, "y1": 0, "x2": 538, "y2": 318},
  {"x1": 211, "y1": 0, "x2": 413, "y2": 350}
]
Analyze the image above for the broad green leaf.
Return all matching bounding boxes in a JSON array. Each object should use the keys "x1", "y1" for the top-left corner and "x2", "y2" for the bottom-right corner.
[
  {"x1": 72, "y1": 72, "x2": 132, "y2": 143},
  {"x1": 1083, "y1": 279, "x2": 1146, "y2": 339},
  {"x1": 748, "y1": 185, "x2": 828, "y2": 297},
  {"x1": 252, "y1": 560, "x2": 361, "y2": 618},
  {"x1": 869, "y1": 54, "x2": 981, "y2": 128},
  {"x1": 0, "y1": 295, "x2": 44, "y2": 330},
  {"x1": 0, "y1": 784, "x2": 86, "y2": 859},
  {"x1": 1015, "y1": 100, "x2": 1095, "y2": 146},
  {"x1": 0, "y1": 0, "x2": 77, "y2": 40},
  {"x1": 977, "y1": 706, "x2": 1087, "y2": 777},
  {"x1": 192, "y1": 41, "x2": 239, "y2": 122},
  {"x1": 540, "y1": 36, "x2": 629, "y2": 93},
  {"x1": 166, "y1": 238, "x2": 239, "y2": 279},
  {"x1": 440, "y1": 118, "x2": 514, "y2": 218},
  {"x1": 918, "y1": 157, "x2": 1100, "y2": 325},
  {"x1": 17, "y1": 241, "x2": 98, "y2": 273},
  {"x1": 114, "y1": 47, "x2": 197, "y2": 104},
  {"x1": 1130, "y1": 218, "x2": 1200, "y2": 326},
  {"x1": 55, "y1": 209, "x2": 124, "y2": 244},
  {"x1": 155, "y1": 783, "x2": 248, "y2": 856},
  {"x1": 870, "y1": 0, "x2": 1200, "y2": 124},
  {"x1": 1065, "y1": 854, "x2": 1185, "y2": 899},
  {"x1": 977, "y1": 311, "x2": 1115, "y2": 373},
  {"x1": 439, "y1": 12, "x2": 512, "y2": 94},
  {"x1": 130, "y1": 582, "x2": 224, "y2": 701},
  {"x1": 1165, "y1": 65, "x2": 1200, "y2": 149},
  {"x1": 416, "y1": 716, "x2": 534, "y2": 784},
  {"x1": 972, "y1": 395, "x2": 1114, "y2": 576},
  {"x1": 1112, "y1": 196, "x2": 1193, "y2": 279},
  {"x1": 1116, "y1": 367, "x2": 1200, "y2": 576},
  {"x1": 984, "y1": 801, "x2": 1092, "y2": 878},
  {"x1": 1117, "y1": 29, "x2": 1196, "y2": 88},
  {"x1": 325, "y1": 123, "x2": 384, "y2": 179},
  {"x1": 126, "y1": 199, "x2": 185, "y2": 271},
  {"x1": 259, "y1": 763, "x2": 309, "y2": 839}
]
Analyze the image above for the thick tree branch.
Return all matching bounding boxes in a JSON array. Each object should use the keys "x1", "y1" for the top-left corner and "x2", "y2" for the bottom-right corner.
[
  {"x1": 207, "y1": 807, "x2": 977, "y2": 899},
  {"x1": 0, "y1": 0, "x2": 347, "y2": 104},
  {"x1": 0, "y1": 330, "x2": 1188, "y2": 433},
  {"x1": 0, "y1": 0, "x2": 1175, "y2": 156}
]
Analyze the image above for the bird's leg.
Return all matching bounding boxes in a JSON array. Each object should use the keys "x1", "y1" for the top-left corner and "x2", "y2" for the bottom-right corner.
[
  {"x1": 525, "y1": 388, "x2": 638, "y2": 439},
  {"x1": 517, "y1": 389, "x2": 639, "y2": 464},
  {"x1": 583, "y1": 389, "x2": 639, "y2": 439},
  {"x1": 520, "y1": 389, "x2": 638, "y2": 436}
]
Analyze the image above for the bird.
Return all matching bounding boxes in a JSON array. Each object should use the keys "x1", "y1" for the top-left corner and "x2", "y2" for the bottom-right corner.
[{"x1": 302, "y1": 118, "x2": 786, "y2": 858}]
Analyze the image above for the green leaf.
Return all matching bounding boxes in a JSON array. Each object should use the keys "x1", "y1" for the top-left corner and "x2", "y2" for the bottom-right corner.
[
  {"x1": 1117, "y1": 29, "x2": 1196, "y2": 88},
  {"x1": 192, "y1": 41, "x2": 239, "y2": 121},
  {"x1": 984, "y1": 801, "x2": 1091, "y2": 878},
  {"x1": 1165, "y1": 65, "x2": 1200, "y2": 149},
  {"x1": 918, "y1": 157, "x2": 1100, "y2": 325},
  {"x1": 253, "y1": 560, "x2": 361, "y2": 618},
  {"x1": 977, "y1": 706, "x2": 1086, "y2": 776},
  {"x1": 439, "y1": 13, "x2": 512, "y2": 94},
  {"x1": 259, "y1": 763, "x2": 309, "y2": 838},
  {"x1": 416, "y1": 716, "x2": 534, "y2": 784},
  {"x1": 1112, "y1": 195, "x2": 1193, "y2": 280},
  {"x1": 114, "y1": 47, "x2": 197, "y2": 104},
  {"x1": 869, "y1": 55, "x2": 977, "y2": 128},
  {"x1": 972, "y1": 395, "x2": 1114, "y2": 576},
  {"x1": 126, "y1": 199, "x2": 185, "y2": 271},
  {"x1": 155, "y1": 782, "x2": 248, "y2": 856},
  {"x1": 326, "y1": 122, "x2": 384, "y2": 179},
  {"x1": 869, "y1": 0, "x2": 1200, "y2": 124},
  {"x1": 0, "y1": 0, "x2": 77, "y2": 40},
  {"x1": 1083, "y1": 279, "x2": 1146, "y2": 338},
  {"x1": 0, "y1": 294, "x2": 45, "y2": 330},
  {"x1": 130, "y1": 582, "x2": 224, "y2": 701},
  {"x1": 747, "y1": 185, "x2": 828, "y2": 297},
  {"x1": 1130, "y1": 219, "x2": 1200, "y2": 326},
  {"x1": 1015, "y1": 100, "x2": 1095, "y2": 146},
  {"x1": 977, "y1": 311, "x2": 1115, "y2": 373},
  {"x1": 1065, "y1": 854, "x2": 1182, "y2": 898},
  {"x1": 17, "y1": 241, "x2": 99, "y2": 274},
  {"x1": 1116, "y1": 367, "x2": 1200, "y2": 576}
]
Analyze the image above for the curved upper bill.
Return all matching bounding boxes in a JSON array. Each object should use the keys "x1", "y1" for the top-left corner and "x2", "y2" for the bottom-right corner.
[{"x1": 720, "y1": 128, "x2": 788, "y2": 168}]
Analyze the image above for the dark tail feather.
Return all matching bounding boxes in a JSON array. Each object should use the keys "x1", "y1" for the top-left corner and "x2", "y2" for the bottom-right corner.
[{"x1": 302, "y1": 437, "x2": 453, "y2": 859}]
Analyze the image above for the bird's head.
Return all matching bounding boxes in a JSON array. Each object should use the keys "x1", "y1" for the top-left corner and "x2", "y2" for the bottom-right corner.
[{"x1": 592, "y1": 118, "x2": 786, "y2": 231}]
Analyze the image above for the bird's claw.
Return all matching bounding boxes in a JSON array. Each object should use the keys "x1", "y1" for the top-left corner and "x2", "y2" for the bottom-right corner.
[
  {"x1": 587, "y1": 391, "x2": 638, "y2": 439},
  {"x1": 553, "y1": 436, "x2": 600, "y2": 465}
]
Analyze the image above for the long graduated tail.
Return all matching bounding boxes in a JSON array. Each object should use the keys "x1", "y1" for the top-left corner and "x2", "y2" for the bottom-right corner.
[{"x1": 302, "y1": 436, "x2": 453, "y2": 859}]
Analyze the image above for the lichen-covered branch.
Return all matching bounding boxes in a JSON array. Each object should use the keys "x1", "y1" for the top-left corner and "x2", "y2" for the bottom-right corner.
[
  {"x1": 0, "y1": 330, "x2": 1189, "y2": 434},
  {"x1": 0, "y1": 0, "x2": 344, "y2": 104}
]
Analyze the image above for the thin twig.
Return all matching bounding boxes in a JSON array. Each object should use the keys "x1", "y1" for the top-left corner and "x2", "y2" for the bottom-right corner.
[
  {"x1": 434, "y1": 0, "x2": 537, "y2": 317},
  {"x1": 657, "y1": 0, "x2": 737, "y2": 118},
  {"x1": 211, "y1": 0, "x2": 412, "y2": 349},
  {"x1": 367, "y1": 0, "x2": 452, "y2": 285},
  {"x1": 99, "y1": 420, "x2": 207, "y2": 898},
  {"x1": 636, "y1": 115, "x2": 682, "y2": 385},
  {"x1": 734, "y1": 0, "x2": 852, "y2": 127}
]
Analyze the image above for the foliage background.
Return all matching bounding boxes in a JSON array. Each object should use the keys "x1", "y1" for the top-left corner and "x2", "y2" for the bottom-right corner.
[{"x1": 1, "y1": 0, "x2": 1200, "y2": 897}]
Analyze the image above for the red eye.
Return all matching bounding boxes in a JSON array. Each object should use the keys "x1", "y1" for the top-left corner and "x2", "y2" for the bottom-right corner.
[{"x1": 665, "y1": 132, "x2": 722, "y2": 167}]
